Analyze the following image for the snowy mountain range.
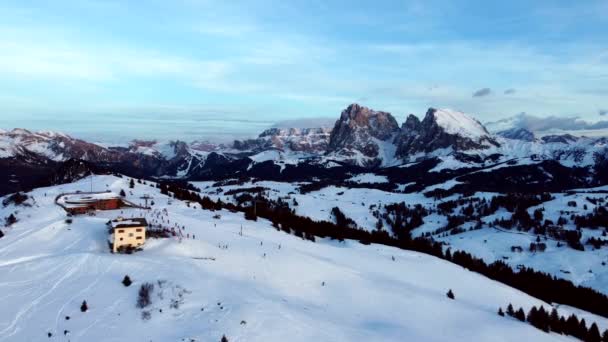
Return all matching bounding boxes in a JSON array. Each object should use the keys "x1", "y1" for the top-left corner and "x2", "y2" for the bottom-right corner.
[
  {"x1": 3, "y1": 105, "x2": 608, "y2": 341},
  {"x1": 2, "y1": 103, "x2": 608, "y2": 195}
]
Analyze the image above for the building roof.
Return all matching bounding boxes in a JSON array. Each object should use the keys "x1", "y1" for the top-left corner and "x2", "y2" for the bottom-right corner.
[
  {"x1": 111, "y1": 217, "x2": 147, "y2": 229},
  {"x1": 59, "y1": 192, "x2": 120, "y2": 208}
]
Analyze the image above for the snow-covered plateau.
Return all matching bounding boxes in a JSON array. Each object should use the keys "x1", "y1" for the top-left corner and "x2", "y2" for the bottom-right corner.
[{"x1": 1, "y1": 175, "x2": 605, "y2": 341}]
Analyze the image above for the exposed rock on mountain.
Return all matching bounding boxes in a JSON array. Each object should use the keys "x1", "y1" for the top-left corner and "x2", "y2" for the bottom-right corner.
[
  {"x1": 327, "y1": 104, "x2": 400, "y2": 164},
  {"x1": 395, "y1": 108, "x2": 499, "y2": 158},
  {"x1": 233, "y1": 127, "x2": 330, "y2": 153}
]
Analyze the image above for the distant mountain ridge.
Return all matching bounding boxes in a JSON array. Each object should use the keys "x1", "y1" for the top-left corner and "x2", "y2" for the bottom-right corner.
[{"x1": 2, "y1": 103, "x2": 608, "y2": 195}]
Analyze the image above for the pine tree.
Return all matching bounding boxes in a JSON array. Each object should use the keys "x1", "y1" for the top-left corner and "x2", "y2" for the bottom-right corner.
[
  {"x1": 515, "y1": 308, "x2": 526, "y2": 322},
  {"x1": 549, "y1": 308, "x2": 561, "y2": 334},
  {"x1": 446, "y1": 289, "x2": 455, "y2": 300},
  {"x1": 445, "y1": 248, "x2": 452, "y2": 261},
  {"x1": 527, "y1": 306, "x2": 538, "y2": 327},
  {"x1": 537, "y1": 306, "x2": 549, "y2": 332},
  {"x1": 122, "y1": 275, "x2": 132, "y2": 287},
  {"x1": 601, "y1": 329, "x2": 608, "y2": 342},
  {"x1": 119, "y1": 189, "x2": 126, "y2": 197},
  {"x1": 566, "y1": 314, "x2": 579, "y2": 337},
  {"x1": 129, "y1": 179, "x2": 135, "y2": 189},
  {"x1": 507, "y1": 303, "x2": 514, "y2": 316},
  {"x1": 588, "y1": 323, "x2": 602, "y2": 342},
  {"x1": 5, "y1": 214, "x2": 17, "y2": 227},
  {"x1": 220, "y1": 335, "x2": 228, "y2": 342},
  {"x1": 578, "y1": 318, "x2": 588, "y2": 340},
  {"x1": 80, "y1": 300, "x2": 88, "y2": 312},
  {"x1": 498, "y1": 307, "x2": 504, "y2": 316}
]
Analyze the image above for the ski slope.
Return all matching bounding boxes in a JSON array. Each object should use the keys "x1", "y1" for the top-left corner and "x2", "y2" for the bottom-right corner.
[
  {"x1": 195, "y1": 179, "x2": 608, "y2": 295},
  {"x1": 0, "y1": 175, "x2": 602, "y2": 341}
]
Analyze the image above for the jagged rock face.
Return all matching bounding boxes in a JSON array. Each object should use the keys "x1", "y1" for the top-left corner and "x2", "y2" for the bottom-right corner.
[
  {"x1": 497, "y1": 128, "x2": 536, "y2": 141},
  {"x1": 327, "y1": 104, "x2": 400, "y2": 159},
  {"x1": 233, "y1": 127, "x2": 331, "y2": 153},
  {"x1": 395, "y1": 108, "x2": 499, "y2": 158}
]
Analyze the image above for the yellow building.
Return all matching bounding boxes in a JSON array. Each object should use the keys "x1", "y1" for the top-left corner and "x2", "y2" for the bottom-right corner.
[{"x1": 111, "y1": 217, "x2": 147, "y2": 253}]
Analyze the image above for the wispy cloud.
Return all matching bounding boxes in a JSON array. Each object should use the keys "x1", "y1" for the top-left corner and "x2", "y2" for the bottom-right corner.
[
  {"x1": 492, "y1": 112, "x2": 608, "y2": 132},
  {"x1": 0, "y1": 29, "x2": 230, "y2": 83}
]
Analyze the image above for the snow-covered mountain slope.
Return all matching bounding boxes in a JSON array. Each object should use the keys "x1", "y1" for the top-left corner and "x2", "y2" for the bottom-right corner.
[
  {"x1": 0, "y1": 128, "x2": 113, "y2": 161},
  {"x1": 436, "y1": 187, "x2": 608, "y2": 292},
  {"x1": 433, "y1": 108, "x2": 491, "y2": 139},
  {"x1": 193, "y1": 178, "x2": 608, "y2": 295},
  {"x1": 0, "y1": 175, "x2": 601, "y2": 341},
  {"x1": 395, "y1": 108, "x2": 499, "y2": 159}
]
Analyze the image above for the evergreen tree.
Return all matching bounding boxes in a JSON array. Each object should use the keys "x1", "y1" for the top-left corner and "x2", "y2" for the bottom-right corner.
[
  {"x1": 537, "y1": 306, "x2": 549, "y2": 332},
  {"x1": 119, "y1": 189, "x2": 126, "y2": 197},
  {"x1": 5, "y1": 214, "x2": 17, "y2": 227},
  {"x1": 578, "y1": 318, "x2": 588, "y2": 340},
  {"x1": 588, "y1": 323, "x2": 602, "y2": 342},
  {"x1": 80, "y1": 300, "x2": 88, "y2": 312},
  {"x1": 498, "y1": 307, "x2": 504, "y2": 316},
  {"x1": 549, "y1": 308, "x2": 561, "y2": 334},
  {"x1": 601, "y1": 329, "x2": 608, "y2": 342},
  {"x1": 220, "y1": 335, "x2": 228, "y2": 342},
  {"x1": 446, "y1": 289, "x2": 455, "y2": 300},
  {"x1": 506, "y1": 303, "x2": 514, "y2": 316},
  {"x1": 129, "y1": 179, "x2": 135, "y2": 189},
  {"x1": 571, "y1": 318, "x2": 589, "y2": 340},
  {"x1": 566, "y1": 314, "x2": 579, "y2": 337},
  {"x1": 122, "y1": 275, "x2": 132, "y2": 287},
  {"x1": 445, "y1": 248, "x2": 452, "y2": 261},
  {"x1": 515, "y1": 308, "x2": 526, "y2": 322},
  {"x1": 527, "y1": 306, "x2": 539, "y2": 327}
]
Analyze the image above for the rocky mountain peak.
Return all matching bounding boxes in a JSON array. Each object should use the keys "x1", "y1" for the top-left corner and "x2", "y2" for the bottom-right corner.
[
  {"x1": 233, "y1": 126, "x2": 331, "y2": 153},
  {"x1": 334, "y1": 103, "x2": 399, "y2": 140},
  {"x1": 403, "y1": 114, "x2": 422, "y2": 132},
  {"x1": 395, "y1": 108, "x2": 499, "y2": 158},
  {"x1": 327, "y1": 104, "x2": 400, "y2": 163}
]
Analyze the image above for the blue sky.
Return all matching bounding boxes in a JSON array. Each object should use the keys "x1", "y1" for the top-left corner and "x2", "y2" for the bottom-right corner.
[{"x1": 0, "y1": 0, "x2": 607, "y2": 142}]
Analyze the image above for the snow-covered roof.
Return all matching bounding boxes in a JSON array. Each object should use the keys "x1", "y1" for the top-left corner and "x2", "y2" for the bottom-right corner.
[
  {"x1": 59, "y1": 192, "x2": 120, "y2": 208},
  {"x1": 111, "y1": 217, "x2": 147, "y2": 229}
]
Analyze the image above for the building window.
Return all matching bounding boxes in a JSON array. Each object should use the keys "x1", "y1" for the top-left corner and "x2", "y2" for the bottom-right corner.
[
  {"x1": 119, "y1": 237, "x2": 123, "y2": 241},
  {"x1": 136, "y1": 236, "x2": 142, "y2": 240},
  {"x1": 129, "y1": 233, "x2": 134, "y2": 237},
  {"x1": 136, "y1": 229, "x2": 142, "y2": 232},
  {"x1": 118, "y1": 229, "x2": 124, "y2": 233}
]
